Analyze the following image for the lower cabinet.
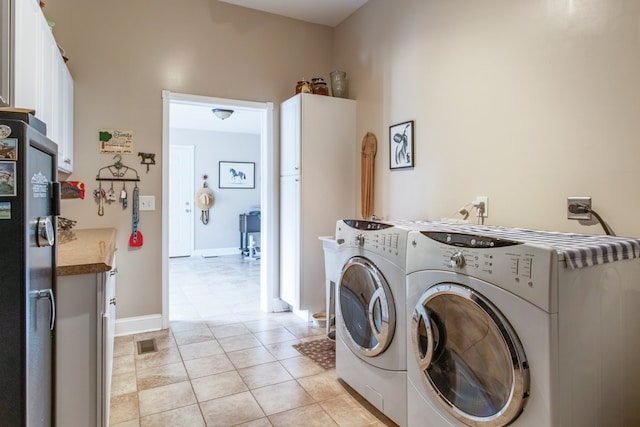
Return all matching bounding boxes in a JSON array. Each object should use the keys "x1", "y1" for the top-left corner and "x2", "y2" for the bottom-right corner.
[{"x1": 56, "y1": 258, "x2": 116, "y2": 427}]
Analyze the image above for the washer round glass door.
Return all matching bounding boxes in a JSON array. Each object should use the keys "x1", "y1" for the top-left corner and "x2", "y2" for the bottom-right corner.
[
  {"x1": 338, "y1": 256, "x2": 395, "y2": 357},
  {"x1": 411, "y1": 283, "x2": 530, "y2": 427}
]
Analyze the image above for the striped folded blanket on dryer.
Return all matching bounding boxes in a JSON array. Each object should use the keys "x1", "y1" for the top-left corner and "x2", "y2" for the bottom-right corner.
[{"x1": 408, "y1": 221, "x2": 640, "y2": 269}]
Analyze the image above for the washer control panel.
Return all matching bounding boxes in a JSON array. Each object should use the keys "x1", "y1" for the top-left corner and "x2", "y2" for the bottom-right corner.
[
  {"x1": 336, "y1": 219, "x2": 408, "y2": 262},
  {"x1": 343, "y1": 219, "x2": 393, "y2": 231}
]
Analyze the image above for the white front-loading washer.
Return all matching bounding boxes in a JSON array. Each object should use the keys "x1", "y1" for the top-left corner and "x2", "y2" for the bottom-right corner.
[
  {"x1": 405, "y1": 225, "x2": 640, "y2": 427},
  {"x1": 335, "y1": 219, "x2": 412, "y2": 426}
]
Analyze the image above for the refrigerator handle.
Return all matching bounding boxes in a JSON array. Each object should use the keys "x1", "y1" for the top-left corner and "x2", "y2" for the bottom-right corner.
[
  {"x1": 30, "y1": 289, "x2": 56, "y2": 331},
  {"x1": 51, "y1": 182, "x2": 61, "y2": 217},
  {"x1": 48, "y1": 289, "x2": 56, "y2": 331}
]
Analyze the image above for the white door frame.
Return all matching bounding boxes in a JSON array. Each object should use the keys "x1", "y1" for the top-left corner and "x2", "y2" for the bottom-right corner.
[{"x1": 161, "y1": 90, "x2": 279, "y2": 329}]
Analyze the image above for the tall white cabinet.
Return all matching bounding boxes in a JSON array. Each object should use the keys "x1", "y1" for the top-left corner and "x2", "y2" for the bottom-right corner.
[{"x1": 280, "y1": 93, "x2": 356, "y2": 317}]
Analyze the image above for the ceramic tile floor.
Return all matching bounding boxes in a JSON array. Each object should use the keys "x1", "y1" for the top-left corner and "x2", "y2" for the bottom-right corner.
[{"x1": 109, "y1": 255, "x2": 396, "y2": 426}]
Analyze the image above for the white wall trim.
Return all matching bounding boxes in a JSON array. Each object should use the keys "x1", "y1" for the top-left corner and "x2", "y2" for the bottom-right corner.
[
  {"x1": 161, "y1": 91, "x2": 278, "y2": 329},
  {"x1": 271, "y1": 298, "x2": 291, "y2": 313},
  {"x1": 192, "y1": 247, "x2": 240, "y2": 257},
  {"x1": 115, "y1": 314, "x2": 163, "y2": 336},
  {"x1": 261, "y1": 102, "x2": 279, "y2": 312},
  {"x1": 161, "y1": 90, "x2": 171, "y2": 329},
  {"x1": 292, "y1": 307, "x2": 310, "y2": 322}
]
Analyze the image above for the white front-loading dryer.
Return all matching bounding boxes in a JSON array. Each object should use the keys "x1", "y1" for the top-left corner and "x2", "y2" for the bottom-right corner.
[
  {"x1": 405, "y1": 225, "x2": 640, "y2": 427},
  {"x1": 335, "y1": 219, "x2": 411, "y2": 426}
]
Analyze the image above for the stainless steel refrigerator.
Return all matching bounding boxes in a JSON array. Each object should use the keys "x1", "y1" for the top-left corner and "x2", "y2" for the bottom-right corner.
[{"x1": 0, "y1": 112, "x2": 60, "y2": 426}]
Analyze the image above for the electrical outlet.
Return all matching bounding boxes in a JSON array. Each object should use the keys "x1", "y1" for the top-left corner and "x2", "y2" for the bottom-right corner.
[
  {"x1": 567, "y1": 196, "x2": 591, "y2": 220},
  {"x1": 474, "y1": 196, "x2": 489, "y2": 218},
  {"x1": 139, "y1": 195, "x2": 155, "y2": 211}
]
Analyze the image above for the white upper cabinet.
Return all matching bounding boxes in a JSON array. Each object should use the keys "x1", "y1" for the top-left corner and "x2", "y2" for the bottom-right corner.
[
  {"x1": 13, "y1": 0, "x2": 41, "y2": 113},
  {"x1": 57, "y1": 65, "x2": 73, "y2": 172},
  {"x1": 13, "y1": 0, "x2": 74, "y2": 173}
]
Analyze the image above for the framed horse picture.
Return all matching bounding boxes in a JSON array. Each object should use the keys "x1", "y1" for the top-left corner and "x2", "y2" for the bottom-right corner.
[
  {"x1": 389, "y1": 120, "x2": 414, "y2": 170},
  {"x1": 219, "y1": 161, "x2": 255, "y2": 189}
]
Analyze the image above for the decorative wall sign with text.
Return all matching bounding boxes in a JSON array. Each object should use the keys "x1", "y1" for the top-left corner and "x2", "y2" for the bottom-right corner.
[{"x1": 99, "y1": 129, "x2": 134, "y2": 154}]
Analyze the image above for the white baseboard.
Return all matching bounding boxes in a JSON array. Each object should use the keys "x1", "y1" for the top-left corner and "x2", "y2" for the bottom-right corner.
[
  {"x1": 292, "y1": 307, "x2": 310, "y2": 322},
  {"x1": 193, "y1": 247, "x2": 240, "y2": 258},
  {"x1": 115, "y1": 314, "x2": 163, "y2": 336},
  {"x1": 270, "y1": 298, "x2": 291, "y2": 313}
]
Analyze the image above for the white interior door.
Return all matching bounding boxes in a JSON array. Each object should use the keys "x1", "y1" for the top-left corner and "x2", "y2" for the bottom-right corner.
[{"x1": 169, "y1": 145, "x2": 194, "y2": 257}]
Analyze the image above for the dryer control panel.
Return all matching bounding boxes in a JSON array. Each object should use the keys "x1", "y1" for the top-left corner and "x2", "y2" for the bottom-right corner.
[
  {"x1": 335, "y1": 219, "x2": 409, "y2": 264},
  {"x1": 424, "y1": 231, "x2": 522, "y2": 248}
]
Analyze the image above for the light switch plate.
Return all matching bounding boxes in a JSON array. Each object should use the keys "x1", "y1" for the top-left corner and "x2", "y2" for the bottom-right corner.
[{"x1": 139, "y1": 195, "x2": 155, "y2": 211}]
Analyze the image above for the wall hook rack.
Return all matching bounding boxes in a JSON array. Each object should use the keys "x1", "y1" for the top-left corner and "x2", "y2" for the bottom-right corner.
[
  {"x1": 96, "y1": 155, "x2": 141, "y2": 182},
  {"x1": 138, "y1": 152, "x2": 156, "y2": 173}
]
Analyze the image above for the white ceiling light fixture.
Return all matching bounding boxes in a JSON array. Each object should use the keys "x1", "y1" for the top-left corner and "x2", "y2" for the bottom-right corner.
[{"x1": 212, "y1": 108, "x2": 234, "y2": 120}]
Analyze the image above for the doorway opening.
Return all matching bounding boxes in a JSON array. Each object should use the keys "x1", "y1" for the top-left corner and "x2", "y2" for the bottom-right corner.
[{"x1": 161, "y1": 91, "x2": 279, "y2": 329}]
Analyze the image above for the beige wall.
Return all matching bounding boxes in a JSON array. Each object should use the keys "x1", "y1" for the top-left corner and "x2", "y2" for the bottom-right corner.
[
  {"x1": 46, "y1": 0, "x2": 333, "y2": 319},
  {"x1": 48, "y1": 0, "x2": 640, "y2": 321},
  {"x1": 335, "y1": 0, "x2": 640, "y2": 236}
]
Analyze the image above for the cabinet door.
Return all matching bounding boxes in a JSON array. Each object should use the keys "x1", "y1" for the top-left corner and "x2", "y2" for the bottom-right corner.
[
  {"x1": 38, "y1": 22, "x2": 57, "y2": 136},
  {"x1": 102, "y1": 263, "x2": 116, "y2": 427},
  {"x1": 56, "y1": 273, "x2": 101, "y2": 426},
  {"x1": 280, "y1": 94, "x2": 300, "y2": 176},
  {"x1": 1, "y1": 0, "x2": 10, "y2": 105},
  {"x1": 13, "y1": 0, "x2": 41, "y2": 112},
  {"x1": 279, "y1": 175, "x2": 300, "y2": 307},
  {"x1": 57, "y1": 65, "x2": 74, "y2": 172},
  {"x1": 13, "y1": 0, "x2": 74, "y2": 173}
]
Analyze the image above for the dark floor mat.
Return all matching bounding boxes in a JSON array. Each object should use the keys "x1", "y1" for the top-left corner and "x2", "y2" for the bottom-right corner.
[{"x1": 292, "y1": 337, "x2": 335, "y2": 370}]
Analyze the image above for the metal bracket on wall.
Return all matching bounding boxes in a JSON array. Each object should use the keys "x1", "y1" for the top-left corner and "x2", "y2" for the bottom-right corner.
[{"x1": 95, "y1": 154, "x2": 141, "y2": 182}]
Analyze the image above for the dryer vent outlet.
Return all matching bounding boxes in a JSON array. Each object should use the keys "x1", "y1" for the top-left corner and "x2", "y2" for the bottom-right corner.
[{"x1": 567, "y1": 197, "x2": 592, "y2": 220}]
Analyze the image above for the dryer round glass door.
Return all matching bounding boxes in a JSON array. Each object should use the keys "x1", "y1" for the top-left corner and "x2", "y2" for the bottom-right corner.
[
  {"x1": 411, "y1": 283, "x2": 530, "y2": 427},
  {"x1": 338, "y1": 256, "x2": 395, "y2": 357}
]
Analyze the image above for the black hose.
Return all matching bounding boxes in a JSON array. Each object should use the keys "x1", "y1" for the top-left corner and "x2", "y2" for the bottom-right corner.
[
  {"x1": 570, "y1": 203, "x2": 615, "y2": 236},
  {"x1": 589, "y1": 208, "x2": 615, "y2": 236}
]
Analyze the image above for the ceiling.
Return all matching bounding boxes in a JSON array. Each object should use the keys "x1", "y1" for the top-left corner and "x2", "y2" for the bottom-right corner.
[
  {"x1": 171, "y1": 1, "x2": 368, "y2": 133},
  {"x1": 171, "y1": 102, "x2": 262, "y2": 135},
  {"x1": 217, "y1": 0, "x2": 369, "y2": 27}
]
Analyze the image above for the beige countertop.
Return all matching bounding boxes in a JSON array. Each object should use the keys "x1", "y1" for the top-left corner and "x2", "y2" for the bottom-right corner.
[{"x1": 57, "y1": 228, "x2": 117, "y2": 276}]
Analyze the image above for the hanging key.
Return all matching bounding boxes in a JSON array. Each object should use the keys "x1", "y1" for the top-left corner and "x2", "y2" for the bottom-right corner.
[
  {"x1": 106, "y1": 181, "x2": 117, "y2": 204},
  {"x1": 121, "y1": 183, "x2": 128, "y2": 209}
]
